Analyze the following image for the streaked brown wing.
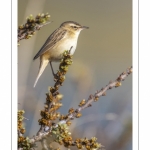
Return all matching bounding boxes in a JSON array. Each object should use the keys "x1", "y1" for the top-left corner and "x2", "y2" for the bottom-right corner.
[{"x1": 33, "y1": 28, "x2": 67, "y2": 60}]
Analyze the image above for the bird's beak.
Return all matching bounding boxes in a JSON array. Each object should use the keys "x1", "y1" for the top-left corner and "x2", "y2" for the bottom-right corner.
[{"x1": 81, "y1": 26, "x2": 89, "y2": 29}]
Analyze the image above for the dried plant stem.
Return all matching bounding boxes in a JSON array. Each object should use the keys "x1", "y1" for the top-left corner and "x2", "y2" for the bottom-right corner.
[
  {"x1": 64, "y1": 66, "x2": 133, "y2": 122},
  {"x1": 28, "y1": 66, "x2": 132, "y2": 145},
  {"x1": 18, "y1": 21, "x2": 52, "y2": 42},
  {"x1": 18, "y1": 13, "x2": 51, "y2": 43},
  {"x1": 37, "y1": 49, "x2": 73, "y2": 140}
]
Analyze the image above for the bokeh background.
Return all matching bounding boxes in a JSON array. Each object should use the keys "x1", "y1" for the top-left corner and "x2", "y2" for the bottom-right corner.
[{"x1": 18, "y1": 0, "x2": 132, "y2": 150}]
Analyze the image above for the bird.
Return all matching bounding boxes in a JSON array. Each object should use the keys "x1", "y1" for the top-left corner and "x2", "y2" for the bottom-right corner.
[{"x1": 33, "y1": 21, "x2": 89, "y2": 87}]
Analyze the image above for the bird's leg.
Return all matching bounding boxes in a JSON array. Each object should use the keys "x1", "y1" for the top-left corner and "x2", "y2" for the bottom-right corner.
[
  {"x1": 49, "y1": 61, "x2": 58, "y2": 79},
  {"x1": 69, "y1": 46, "x2": 73, "y2": 54}
]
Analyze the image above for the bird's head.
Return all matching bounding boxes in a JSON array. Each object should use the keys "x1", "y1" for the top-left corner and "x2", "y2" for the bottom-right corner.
[{"x1": 60, "y1": 21, "x2": 89, "y2": 33}]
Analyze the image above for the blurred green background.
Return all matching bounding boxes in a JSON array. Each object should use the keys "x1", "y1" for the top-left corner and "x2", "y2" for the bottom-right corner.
[{"x1": 18, "y1": 0, "x2": 132, "y2": 150}]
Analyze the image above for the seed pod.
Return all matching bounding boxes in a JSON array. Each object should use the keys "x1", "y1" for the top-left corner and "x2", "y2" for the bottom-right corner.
[
  {"x1": 115, "y1": 82, "x2": 121, "y2": 87},
  {"x1": 56, "y1": 94, "x2": 63, "y2": 101},
  {"x1": 76, "y1": 113, "x2": 82, "y2": 118},
  {"x1": 102, "y1": 92, "x2": 106, "y2": 96}
]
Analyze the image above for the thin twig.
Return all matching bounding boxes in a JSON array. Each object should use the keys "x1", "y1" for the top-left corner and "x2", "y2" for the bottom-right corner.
[
  {"x1": 18, "y1": 13, "x2": 51, "y2": 42},
  {"x1": 65, "y1": 66, "x2": 132, "y2": 122}
]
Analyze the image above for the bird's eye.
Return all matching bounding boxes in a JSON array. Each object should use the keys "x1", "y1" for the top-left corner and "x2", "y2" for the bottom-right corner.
[{"x1": 72, "y1": 26, "x2": 77, "y2": 29}]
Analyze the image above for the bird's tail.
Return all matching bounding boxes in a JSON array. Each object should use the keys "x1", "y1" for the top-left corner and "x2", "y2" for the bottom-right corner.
[{"x1": 33, "y1": 59, "x2": 49, "y2": 87}]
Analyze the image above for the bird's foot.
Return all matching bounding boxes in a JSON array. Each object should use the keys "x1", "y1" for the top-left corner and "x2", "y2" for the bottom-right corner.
[{"x1": 53, "y1": 73, "x2": 59, "y2": 81}]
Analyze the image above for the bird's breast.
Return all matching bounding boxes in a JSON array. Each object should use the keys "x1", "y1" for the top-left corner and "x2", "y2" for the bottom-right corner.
[
  {"x1": 49, "y1": 37, "x2": 77, "y2": 62},
  {"x1": 59, "y1": 38, "x2": 77, "y2": 54}
]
